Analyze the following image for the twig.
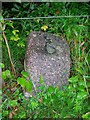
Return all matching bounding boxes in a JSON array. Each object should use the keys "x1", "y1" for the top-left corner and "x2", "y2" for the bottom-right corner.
[{"x1": 2, "y1": 31, "x2": 16, "y2": 76}]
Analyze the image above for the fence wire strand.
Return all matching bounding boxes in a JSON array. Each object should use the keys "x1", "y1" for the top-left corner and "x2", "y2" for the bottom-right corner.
[{"x1": 0, "y1": 15, "x2": 89, "y2": 21}]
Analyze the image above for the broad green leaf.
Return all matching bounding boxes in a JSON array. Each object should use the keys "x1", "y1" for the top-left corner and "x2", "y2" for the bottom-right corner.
[
  {"x1": 78, "y1": 80, "x2": 85, "y2": 86},
  {"x1": 68, "y1": 76, "x2": 78, "y2": 83},
  {"x1": 2, "y1": 111, "x2": 9, "y2": 116},
  {"x1": 14, "y1": 35, "x2": 20, "y2": 41},
  {"x1": 31, "y1": 100, "x2": 38, "y2": 108},
  {"x1": 10, "y1": 35, "x2": 20, "y2": 41},
  {"x1": 30, "y1": 4, "x2": 35, "y2": 10},
  {"x1": 73, "y1": 105, "x2": 81, "y2": 112},
  {"x1": 48, "y1": 86, "x2": 54, "y2": 94},
  {"x1": 73, "y1": 83, "x2": 78, "y2": 88},
  {"x1": 17, "y1": 77, "x2": 26, "y2": 88},
  {"x1": 25, "y1": 80, "x2": 32, "y2": 92},
  {"x1": 77, "y1": 91, "x2": 88, "y2": 100},
  {"x1": 11, "y1": 8, "x2": 19, "y2": 12},
  {"x1": 17, "y1": 110, "x2": 26, "y2": 118},
  {"x1": 5, "y1": 70, "x2": 11, "y2": 77},
  {"x1": 21, "y1": 71, "x2": 29, "y2": 78},
  {"x1": 2, "y1": 70, "x2": 11, "y2": 80},
  {"x1": 9, "y1": 100, "x2": 18, "y2": 107},
  {"x1": 0, "y1": 63, "x2": 4, "y2": 68},
  {"x1": 78, "y1": 86, "x2": 85, "y2": 92},
  {"x1": 5, "y1": 22, "x2": 14, "y2": 28},
  {"x1": 2, "y1": 71, "x2": 6, "y2": 79}
]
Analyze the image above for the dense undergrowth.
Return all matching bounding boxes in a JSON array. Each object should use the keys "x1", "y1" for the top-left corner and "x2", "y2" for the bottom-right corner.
[{"x1": 1, "y1": 2, "x2": 90, "y2": 119}]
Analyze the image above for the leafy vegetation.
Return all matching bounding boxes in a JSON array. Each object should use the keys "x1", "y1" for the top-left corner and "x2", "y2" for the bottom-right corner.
[{"x1": 1, "y1": 2, "x2": 90, "y2": 119}]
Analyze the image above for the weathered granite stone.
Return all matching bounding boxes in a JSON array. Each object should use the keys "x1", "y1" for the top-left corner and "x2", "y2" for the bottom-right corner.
[{"x1": 25, "y1": 31, "x2": 70, "y2": 95}]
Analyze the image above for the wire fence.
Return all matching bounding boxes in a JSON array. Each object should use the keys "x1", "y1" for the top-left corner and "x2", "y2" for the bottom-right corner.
[{"x1": 1, "y1": 15, "x2": 89, "y2": 21}]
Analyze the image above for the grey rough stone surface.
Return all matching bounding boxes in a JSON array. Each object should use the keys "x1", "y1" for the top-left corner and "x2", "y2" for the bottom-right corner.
[{"x1": 25, "y1": 31, "x2": 70, "y2": 93}]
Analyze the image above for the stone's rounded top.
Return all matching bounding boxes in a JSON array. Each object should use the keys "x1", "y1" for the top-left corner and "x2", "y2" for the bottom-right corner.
[{"x1": 25, "y1": 31, "x2": 70, "y2": 89}]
